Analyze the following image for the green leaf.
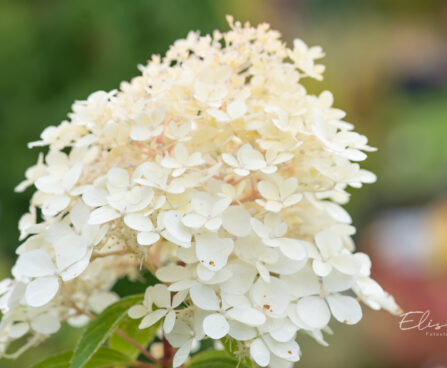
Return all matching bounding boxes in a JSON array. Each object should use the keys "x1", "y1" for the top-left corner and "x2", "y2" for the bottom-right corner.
[
  {"x1": 186, "y1": 350, "x2": 241, "y2": 368},
  {"x1": 32, "y1": 351, "x2": 73, "y2": 368},
  {"x1": 109, "y1": 316, "x2": 159, "y2": 359},
  {"x1": 84, "y1": 347, "x2": 133, "y2": 368},
  {"x1": 70, "y1": 294, "x2": 143, "y2": 368},
  {"x1": 32, "y1": 347, "x2": 133, "y2": 368}
]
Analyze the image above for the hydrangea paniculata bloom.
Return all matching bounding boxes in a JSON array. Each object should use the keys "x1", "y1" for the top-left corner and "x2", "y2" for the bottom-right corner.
[{"x1": 0, "y1": 16, "x2": 400, "y2": 367}]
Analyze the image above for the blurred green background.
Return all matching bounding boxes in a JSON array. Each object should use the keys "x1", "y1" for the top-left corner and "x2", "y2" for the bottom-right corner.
[{"x1": 1, "y1": 0, "x2": 447, "y2": 367}]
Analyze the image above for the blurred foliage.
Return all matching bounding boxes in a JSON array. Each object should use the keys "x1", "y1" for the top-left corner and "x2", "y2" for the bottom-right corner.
[{"x1": 1, "y1": 0, "x2": 446, "y2": 367}]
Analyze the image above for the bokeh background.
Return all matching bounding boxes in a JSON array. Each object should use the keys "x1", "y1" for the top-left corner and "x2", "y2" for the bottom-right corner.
[{"x1": 1, "y1": 0, "x2": 447, "y2": 367}]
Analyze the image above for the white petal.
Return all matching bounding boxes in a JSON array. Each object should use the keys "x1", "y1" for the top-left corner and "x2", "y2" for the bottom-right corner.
[
  {"x1": 137, "y1": 232, "x2": 160, "y2": 246},
  {"x1": 156, "y1": 265, "x2": 190, "y2": 283},
  {"x1": 182, "y1": 213, "x2": 206, "y2": 229},
  {"x1": 139, "y1": 309, "x2": 166, "y2": 329},
  {"x1": 191, "y1": 192, "x2": 213, "y2": 216},
  {"x1": 203, "y1": 313, "x2": 229, "y2": 339},
  {"x1": 281, "y1": 266, "x2": 320, "y2": 299},
  {"x1": 268, "y1": 319, "x2": 297, "y2": 342},
  {"x1": 42, "y1": 195, "x2": 70, "y2": 217},
  {"x1": 35, "y1": 176, "x2": 64, "y2": 194},
  {"x1": 256, "y1": 261, "x2": 271, "y2": 282},
  {"x1": 25, "y1": 277, "x2": 59, "y2": 307},
  {"x1": 88, "y1": 206, "x2": 120, "y2": 225},
  {"x1": 226, "y1": 307, "x2": 266, "y2": 326},
  {"x1": 322, "y1": 270, "x2": 355, "y2": 293},
  {"x1": 315, "y1": 229, "x2": 342, "y2": 259},
  {"x1": 70, "y1": 204, "x2": 90, "y2": 232},
  {"x1": 128, "y1": 305, "x2": 147, "y2": 319},
  {"x1": 275, "y1": 238, "x2": 308, "y2": 260},
  {"x1": 54, "y1": 234, "x2": 88, "y2": 271},
  {"x1": 227, "y1": 100, "x2": 247, "y2": 120},
  {"x1": 107, "y1": 167, "x2": 129, "y2": 189},
  {"x1": 16, "y1": 249, "x2": 56, "y2": 278},
  {"x1": 196, "y1": 263, "x2": 215, "y2": 281},
  {"x1": 211, "y1": 197, "x2": 232, "y2": 216},
  {"x1": 130, "y1": 126, "x2": 151, "y2": 141},
  {"x1": 189, "y1": 284, "x2": 219, "y2": 311},
  {"x1": 222, "y1": 206, "x2": 251, "y2": 237},
  {"x1": 263, "y1": 334, "x2": 300, "y2": 361},
  {"x1": 283, "y1": 193, "x2": 303, "y2": 207},
  {"x1": 163, "y1": 210, "x2": 191, "y2": 243},
  {"x1": 250, "y1": 218, "x2": 270, "y2": 239},
  {"x1": 63, "y1": 163, "x2": 82, "y2": 190},
  {"x1": 124, "y1": 214, "x2": 153, "y2": 232},
  {"x1": 220, "y1": 262, "x2": 257, "y2": 295},
  {"x1": 331, "y1": 254, "x2": 361, "y2": 275},
  {"x1": 60, "y1": 249, "x2": 91, "y2": 281},
  {"x1": 82, "y1": 187, "x2": 108, "y2": 207},
  {"x1": 173, "y1": 340, "x2": 192, "y2": 368},
  {"x1": 168, "y1": 279, "x2": 196, "y2": 292},
  {"x1": 296, "y1": 296, "x2": 330, "y2": 329},
  {"x1": 163, "y1": 310, "x2": 176, "y2": 333},
  {"x1": 258, "y1": 180, "x2": 278, "y2": 200},
  {"x1": 172, "y1": 290, "x2": 188, "y2": 308},
  {"x1": 264, "y1": 201, "x2": 283, "y2": 213},
  {"x1": 222, "y1": 153, "x2": 239, "y2": 168},
  {"x1": 165, "y1": 320, "x2": 192, "y2": 347},
  {"x1": 251, "y1": 277, "x2": 290, "y2": 316},
  {"x1": 238, "y1": 144, "x2": 266, "y2": 171},
  {"x1": 324, "y1": 202, "x2": 352, "y2": 224},
  {"x1": 326, "y1": 294, "x2": 362, "y2": 324},
  {"x1": 9, "y1": 322, "x2": 29, "y2": 338},
  {"x1": 279, "y1": 178, "x2": 298, "y2": 199},
  {"x1": 312, "y1": 259, "x2": 332, "y2": 277},
  {"x1": 205, "y1": 217, "x2": 222, "y2": 232},
  {"x1": 31, "y1": 312, "x2": 61, "y2": 334},
  {"x1": 250, "y1": 338, "x2": 270, "y2": 367},
  {"x1": 195, "y1": 233, "x2": 233, "y2": 271},
  {"x1": 152, "y1": 284, "x2": 170, "y2": 308},
  {"x1": 228, "y1": 320, "x2": 257, "y2": 341}
]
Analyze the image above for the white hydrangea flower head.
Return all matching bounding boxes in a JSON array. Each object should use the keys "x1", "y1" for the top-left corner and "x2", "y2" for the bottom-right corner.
[{"x1": 0, "y1": 15, "x2": 400, "y2": 366}]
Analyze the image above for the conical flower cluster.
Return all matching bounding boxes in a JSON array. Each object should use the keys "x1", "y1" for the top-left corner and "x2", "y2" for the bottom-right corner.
[{"x1": 0, "y1": 16, "x2": 399, "y2": 367}]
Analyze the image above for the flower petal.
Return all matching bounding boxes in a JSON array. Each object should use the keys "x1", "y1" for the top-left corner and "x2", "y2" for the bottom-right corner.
[
  {"x1": 203, "y1": 313, "x2": 229, "y2": 339},
  {"x1": 128, "y1": 305, "x2": 147, "y2": 319},
  {"x1": 25, "y1": 277, "x2": 59, "y2": 307},
  {"x1": 326, "y1": 294, "x2": 362, "y2": 325},
  {"x1": 226, "y1": 307, "x2": 266, "y2": 327},
  {"x1": 195, "y1": 233, "x2": 233, "y2": 271},
  {"x1": 124, "y1": 214, "x2": 153, "y2": 232},
  {"x1": 250, "y1": 338, "x2": 270, "y2": 367},
  {"x1": 189, "y1": 284, "x2": 219, "y2": 311},
  {"x1": 88, "y1": 206, "x2": 121, "y2": 225},
  {"x1": 228, "y1": 320, "x2": 257, "y2": 341},
  {"x1": 137, "y1": 231, "x2": 160, "y2": 246},
  {"x1": 251, "y1": 277, "x2": 290, "y2": 316},
  {"x1": 296, "y1": 296, "x2": 330, "y2": 329},
  {"x1": 163, "y1": 310, "x2": 176, "y2": 334},
  {"x1": 42, "y1": 195, "x2": 70, "y2": 217},
  {"x1": 15, "y1": 249, "x2": 56, "y2": 278},
  {"x1": 139, "y1": 309, "x2": 166, "y2": 329},
  {"x1": 31, "y1": 312, "x2": 61, "y2": 334},
  {"x1": 222, "y1": 206, "x2": 251, "y2": 237},
  {"x1": 54, "y1": 234, "x2": 88, "y2": 271}
]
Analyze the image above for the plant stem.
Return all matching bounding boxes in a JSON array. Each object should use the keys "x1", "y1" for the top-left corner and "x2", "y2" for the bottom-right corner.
[
  {"x1": 161, "y1": 336, "x2": 174, "y2": 367},
  {"x1": 115, "y1": 329, "x2": 163, "y2": 365}
]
